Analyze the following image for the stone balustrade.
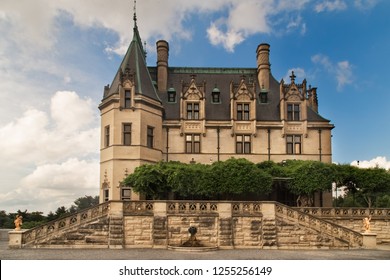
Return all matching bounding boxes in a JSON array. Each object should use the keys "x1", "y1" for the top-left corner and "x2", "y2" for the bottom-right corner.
[{"x1": 10, "y1": 201, "x2": 389, "y2": 249}]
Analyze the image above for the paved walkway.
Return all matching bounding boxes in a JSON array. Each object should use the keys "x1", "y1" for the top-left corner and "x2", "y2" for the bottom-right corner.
[{"x1": 1, "y1": 239, "x2": 390, "y2": 260}]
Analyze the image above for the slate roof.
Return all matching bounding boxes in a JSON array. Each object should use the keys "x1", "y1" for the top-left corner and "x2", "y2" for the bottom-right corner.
[{"x1": 103, "y1": 23, "x2": 160, "y2": 103}]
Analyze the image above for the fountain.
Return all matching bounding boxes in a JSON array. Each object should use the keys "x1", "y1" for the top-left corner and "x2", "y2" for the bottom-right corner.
[{"x1": 167, "y1": 226, "x2": 218, "y2": 252}]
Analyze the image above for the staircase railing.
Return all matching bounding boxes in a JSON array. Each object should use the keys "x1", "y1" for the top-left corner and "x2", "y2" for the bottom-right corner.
[
  {"x1": 21, "y1": 202, "x2": 110, "y2": 246},
  {"x1": 295, "y1": 207, "x2": 390, "y2": 218},
  {"x1": 275, "y1": 202, "x2": 363, "y2": 247}
]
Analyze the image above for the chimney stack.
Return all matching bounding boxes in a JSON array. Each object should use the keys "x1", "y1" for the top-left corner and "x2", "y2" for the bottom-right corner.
[
  {"x1": 156, "y1": 40, "x2": 169, "y2": 92},
  {"x1": 256, "y1": 43, "x2": 270, "y2": 90}
]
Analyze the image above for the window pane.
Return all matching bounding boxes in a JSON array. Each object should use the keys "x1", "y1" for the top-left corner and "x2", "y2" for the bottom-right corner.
[
  {"x1": 295, "y1": 143, "x2": 301, "y2": 154},
  {"x1": 244, "y1": 142, "x2": 251, "y2": 154},
  {"x1": 236, "y1": 142, "x2": 242, "y2": 154},
  {"x1": 236, "y1": 135, "x2": 243, "y2": 141},
  {"x1": 287, "y1": 143, "x2": 293, "y2": 154},
  {"x1": 194, "y1": 135, "x2": 200, "y2": 141},
  {"x1": 124, "y1": 134, "x2": 131, "y2": 145},
  {"x1": 194, "y1": 142, "x2": 200, "y2": 153},
  {"x1": 186, "y1": 142, "x2": 192, "y2": 153}
]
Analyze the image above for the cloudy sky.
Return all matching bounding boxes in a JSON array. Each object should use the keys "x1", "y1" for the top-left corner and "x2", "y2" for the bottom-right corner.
[{"x1": 0, "y1": 0, "x2": 389, "y2": 214}]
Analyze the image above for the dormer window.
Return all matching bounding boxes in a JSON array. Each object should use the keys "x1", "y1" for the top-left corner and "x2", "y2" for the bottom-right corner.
[
  {"x1": 211, "y1": 86, "x2": 221, "y2": 104},
  {"x1": 287, "y1": 103, "x2": 300, "y2": 121},
  {"x1": 186, "y1": 102, "x2": 199, "y2": 120},
  {"x1": 167, "y1": 87, "x2": 176, "y2": 103},
  {"x1": 237, "y1": 103, "x2": 250, "y2": 121},
  {"x1": 259, "y1": 90, "x2": 268, "y2": 103}
]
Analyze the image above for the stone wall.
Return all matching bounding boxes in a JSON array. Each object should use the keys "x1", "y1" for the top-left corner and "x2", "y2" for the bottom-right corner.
[
  {"x1": 16, "y1": 201, "x2": 389, "y2": 249},
  {"x1": 296, "y1": 207, "x2": 390, "y2": 244}
]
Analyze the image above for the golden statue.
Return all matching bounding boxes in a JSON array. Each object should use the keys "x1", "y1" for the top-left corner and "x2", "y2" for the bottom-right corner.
[
  {"x1": 363, "y1": 215, "x2": 371, "y2": 232},
  {"x1": 14, "y1": 215, "x2": 23, "y2": 231}
]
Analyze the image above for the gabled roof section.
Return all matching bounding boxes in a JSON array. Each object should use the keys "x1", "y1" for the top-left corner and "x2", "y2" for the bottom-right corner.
[{"x1": 103, "y1": 17, "x2": 160, "y2": 103}]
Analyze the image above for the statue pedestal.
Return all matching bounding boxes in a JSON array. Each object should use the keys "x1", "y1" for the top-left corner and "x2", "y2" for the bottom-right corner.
[
  {"x1": 362, "y1": 232, "x2": 377, "y2": 249},
  {"x1": 8, "y1": 230, "x2": 26, "y2": 249}
]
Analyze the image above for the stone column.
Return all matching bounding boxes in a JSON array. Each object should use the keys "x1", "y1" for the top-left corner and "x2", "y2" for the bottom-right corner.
[
  {"x1": 153, "y1": 201, "x2": 168, "y2": 248},
  {"x1": 362, "y1": 232, "x2": 377, "y2": 249},
  {"x1": 9, "y1": 230, "x2": 25, "y2": 249}
]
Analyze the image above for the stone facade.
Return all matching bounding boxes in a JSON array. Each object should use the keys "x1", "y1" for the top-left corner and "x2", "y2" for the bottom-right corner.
[{"x1": 98, "y1": 18, "x2": 334, "y2": 205}]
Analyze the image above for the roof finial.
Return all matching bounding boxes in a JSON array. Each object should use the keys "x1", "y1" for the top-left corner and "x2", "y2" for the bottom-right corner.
[
  {"x1": 133, "y1": 0, "x2": 137, "y2": 27},
  {"x1": 290, "y1": 71, "x2": 296, "y2": 83}
]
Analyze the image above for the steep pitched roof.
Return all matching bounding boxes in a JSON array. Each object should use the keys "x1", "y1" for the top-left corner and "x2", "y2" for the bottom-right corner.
[{"x1": 103, "y1": 20, "x2": 160, "y2": 102}]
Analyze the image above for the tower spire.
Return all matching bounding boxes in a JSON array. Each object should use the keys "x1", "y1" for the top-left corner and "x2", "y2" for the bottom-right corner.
[{"x1": 133, "y1": 0, "x2": 137, "y2": 27}]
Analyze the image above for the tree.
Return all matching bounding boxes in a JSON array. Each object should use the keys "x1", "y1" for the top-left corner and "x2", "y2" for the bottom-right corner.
[
  {"x1": 210, "y1": 158, "x2": 272, "y2": 199},
  {"x1": 123, "y1": 162, "x2": 171, "y2": 199},
  {"x1": 71, "y1": 195, "x2": 99, "y2": 212},
  {"x1": 283, "y1": 160, "x2": 336, "y2": 206}
]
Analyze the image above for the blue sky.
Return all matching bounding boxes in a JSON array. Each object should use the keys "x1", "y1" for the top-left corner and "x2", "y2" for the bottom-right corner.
[{"x1": 0, "y1": 0, "x2": 389, "y2": 214}]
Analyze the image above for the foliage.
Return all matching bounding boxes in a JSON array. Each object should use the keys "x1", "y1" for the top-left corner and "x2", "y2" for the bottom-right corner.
[
  {"x1": 0, "y1": 195, "x2": 100, "y2": 228},
  {"x1": 210, "y1": 158, "x2": 272, "y2": 199},
  {"x1": 283, "y1": 160, "x2": 336, "y2": 195}
]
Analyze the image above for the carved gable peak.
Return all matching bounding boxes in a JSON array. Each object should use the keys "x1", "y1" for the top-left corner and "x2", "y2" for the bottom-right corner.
[
  {"x1": 183, "y1": 78, "x2": 204, "y2": 100},
  {"x1": 234, "y1": 78, "x2": 254, "y2": 100}
]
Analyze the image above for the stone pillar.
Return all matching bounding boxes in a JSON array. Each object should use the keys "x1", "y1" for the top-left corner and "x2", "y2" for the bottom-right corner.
[
  {"x1": 218, "y1": 203, "x2": 233, "y2": 249},
  {"x1": 156, "y1": 40, "x2": 169, "y2": 92},
  {"x1": 153, "y1": 202, "x2": 168, "y2": 248},
  {"x1": 109, "y1": 201, "x2": 124, "y2": 217},
  {"x1": 362, "y1": 233, "x2": 377, "y2": 249},
  {"x1": 9, "y1": 230, "x2": 25, "y2": 249},
  {"x1": 256, "y1": 43, "x2": 270, "y2": 90}
]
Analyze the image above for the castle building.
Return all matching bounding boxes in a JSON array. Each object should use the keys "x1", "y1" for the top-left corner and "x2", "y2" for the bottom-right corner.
[{"x1": 99, "y1": 17, "x2": 334, "y2": 204}]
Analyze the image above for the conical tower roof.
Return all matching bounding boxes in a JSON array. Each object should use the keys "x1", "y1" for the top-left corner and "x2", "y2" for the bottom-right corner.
[{"x1": 103, "y1": 14, "x2": 160, "y2": 102}]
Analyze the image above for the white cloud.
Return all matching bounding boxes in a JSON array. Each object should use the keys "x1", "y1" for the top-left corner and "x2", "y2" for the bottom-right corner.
[
  {"x1": 206, "y1": 0, "x2": 310, "y2": 52},
  {"x1": 284, "y1": 67, "x2": 307, "y2": 82},
  {"x1": 0, "y1": 158, "x2": 99, "y2": 214},
  {"x1": 354, "y1": 0, "x2": 378, "y2": 10},
  {"x1": 351, "y1": 156, "x2": 390, "y2": 170},
  {"x1": 0, "y1": 91, "x2": 99, "y2": 166},
  {"x1": 336, "y1": 61, "x2": 353, "y2": 91},
  {"x1": 315, "y1": 0, "x2": 348, "y2": 13},
  {"x1": 311, "y1": 54, "x2": 354, "y2": 91},
  {"x1": 0, "y1": 90, "x2": 99, "y2": 213}
]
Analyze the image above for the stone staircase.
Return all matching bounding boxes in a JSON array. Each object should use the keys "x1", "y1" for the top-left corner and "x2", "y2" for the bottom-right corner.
[
  {"x1": 109, "y1": 216, "x2": 124, "y2": 248},
  {"x1": 262, "y1": 218, "x2": 277, "y2": 248}
]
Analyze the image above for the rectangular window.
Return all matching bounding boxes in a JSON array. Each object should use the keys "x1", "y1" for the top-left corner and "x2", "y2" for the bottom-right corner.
[
  {"x1": 237, "y1": 103, "x2": 250, "y2": 120},
  {"x1": 168, "y1": 92, "x2": 176, "y2": 102},
  {"x1": 186, "y1": 134, "x2": 200, "y2": 154},
  {"x1": 104, "y1": 125, "x2": 110, "y2": 147},
  {"x1": 121, "y1": 188, "x2": 132, "y2": 200},
  {"x1": 236, "y1": 135, "x2": 251, "y2": 154},
  {"x1": 260, "y1": 91, "x2": 268, "y2": 103},
  {"x1": 124, "y1": 90, "x2": 131, "y2": 108},
  {"x1": 287, "y1": 104, "x2": 300, "y2": 121},
  {"x1": 212, "y1": 92, "x2": 220, "y2": 103},
  {"x1": 287, "y1": 135, "x2": 302, "y2": 154},
  {"x1": 103, "y1": 189, "x2": 109, "y2": 202},
  {"x1": 187, "y1": 103, "x2": 200, "y2": 120},
  {"x1": 147, "y1": 126, "x2": 154, "y2": 148},
  {"x1": 123, "y1": 123, "x2": 131, "y2": 146}
]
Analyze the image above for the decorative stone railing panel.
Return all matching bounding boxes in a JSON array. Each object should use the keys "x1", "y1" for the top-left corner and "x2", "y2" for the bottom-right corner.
[
  {"x1": 276, "y1": 203, "x2": 363, "y2": 247},
  {"x1": 232, "y1": 202, "x2": 262, "y2": 216},
  {"x1": 167, "y1": 201, "x2": 218, "y2": 214},
  {"x1": 22, "y1": 202, "x2": 110, "y2": 246},
  {"x1": 123, "y1": 201, "x2": 154, "y2": 215},
  {"x1": 296, "y1": 207, "x2": 390, "y2": 218}
]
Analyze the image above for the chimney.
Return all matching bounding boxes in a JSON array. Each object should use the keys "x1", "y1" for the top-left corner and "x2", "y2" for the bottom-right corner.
[
  {"x1": 156, "y1": 40, "x2": 169, "y2": 92},
  {"x1": 256, "y1": 43, "x2": 270, "y2": 90},
  {"x1": 308, "y1": 86, "x2": 319, "y2": 113}
]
